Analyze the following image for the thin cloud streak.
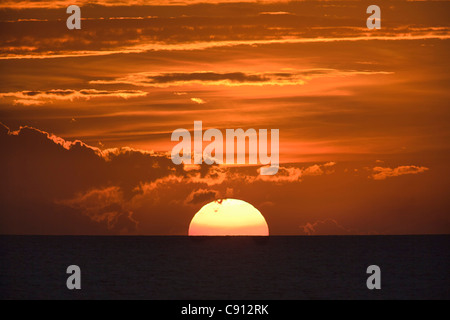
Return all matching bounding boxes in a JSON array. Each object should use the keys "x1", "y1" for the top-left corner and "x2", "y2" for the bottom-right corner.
[
  {"x1": 0, "y1": 0, "x2": 285, "y2": 9},
  {"x1": 90, "y1": 70, "x2": 392, "y2": 87},
  {"x1": 371, "y1": 165, "x2": 429, "y2": 180},
  {"x1": 0, "y1": 89, "x2": 148, "y2": 105},
  {"x1": 2, "y1": 33, "x2": 449, "y2": 60}
]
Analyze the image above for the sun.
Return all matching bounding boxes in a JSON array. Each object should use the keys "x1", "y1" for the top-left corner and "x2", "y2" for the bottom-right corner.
[{"x1": 188, "y1": 199, "x2": 269, "y2": 236}]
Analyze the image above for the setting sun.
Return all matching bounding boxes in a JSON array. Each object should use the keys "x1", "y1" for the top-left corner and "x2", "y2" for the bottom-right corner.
[{"x1": 188, "y1": 199, "x2": 269, "y2": 236}]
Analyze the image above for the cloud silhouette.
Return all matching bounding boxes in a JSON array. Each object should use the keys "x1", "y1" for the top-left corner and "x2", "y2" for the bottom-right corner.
[
  {"x1": 91, "y1": 71, "x2": 305, "y2": 87},
  {"x1": 185, "y1": 188, "x2": 220, "y2": 205},
  {"x1": 299, "y1": 219, "x2": 353, "y2": 236},
  {"x1": 0, "y1": 123, "x2": 444, "y2": 235},
  {"x1": 90, "y1": 70, "x2": 393, "y2": 88},
  {"x1": 0, "y1": 123, "x2": 179, "y2": 234},
  {"x1": 58, "y1": 186, "x2": 138, "y2": 234}
]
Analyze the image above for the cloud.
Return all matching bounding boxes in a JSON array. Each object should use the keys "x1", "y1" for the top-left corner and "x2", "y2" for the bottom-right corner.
[
  {"x1": 6, "y1": 124, "x2": 103, "y2": 155},
  {"x1": 91, "y1": 71, "x2": 306, "y2": 87},
  {"x1": 0, "y1": 123, "x2": 446, "y2": 235},
  {"x1": 90, "y1": 70, "x2": 393, "y2": 88},
  {"x1": 0, "y1": 123, "x2": 179, "y2": 234},
  {"x1": 0, "y1": 0, "x2": 287, "y2": 9},
  {"x1": 0, "y1": 89, "x2": 147, "y2": 105},
  {"x1": 299, "y1": 219, "x2": 353, "y2": 236},
  {"x1": 371, "y1": 165, "x2": 429, "y2": 180},
  {"x1": 58, "y1": 186, "x2": 138, "y2": 234},
  {"x1": 302, "y1": 164, "x2": 324, "y2": 176},
  {"x1": 1, "y1": 1, "x2": 449, "y2": 60},
  {"x1": 185, "y1": 188, "x2": 220, "y2": 205},
  {"x1": 256, "y1": 162, "x2": 336, "y2": 182},
  {"x1": 13, "y1": 99, "x2": 45, "y2": 106},
  {"x1": 259, "y1": 11, "x2": 292, "y2": 15},
  {"x1": 191, "y1": 97, "x2": 206, "y2": 104},
  {"x1": 225, "y1": 187, "x2": 234, "y2": 197},
  {"x1": 183, "y1": 165, "x2": 229, "y2": 186},
  {"x1": 3, "y1": 34, "x2": 449, "y2": 60}
]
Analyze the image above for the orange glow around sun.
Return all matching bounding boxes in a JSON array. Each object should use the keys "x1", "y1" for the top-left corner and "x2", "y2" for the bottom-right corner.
[{"x1": 188, "y1": 199, "x2": 269, "y2": 236}]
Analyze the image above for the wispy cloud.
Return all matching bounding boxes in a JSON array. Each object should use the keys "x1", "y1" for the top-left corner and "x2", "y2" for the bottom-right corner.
[
  {"x1": 371, "y1": 165, "x2": 429, "y2": 180},
  {"x1": 191, "y1": 97, "x2": 206, "y2": 104},
  {"x1": 184, "y1": 188, "x2": 220, "y2": 205},
  {"x1": 3, "y1": 33, "x2": 449, "y2": 60},
  {"x1": 0, "y1": 0, "x2": 286, "y2": 9},
  {"x1": 91, "y1": 71, "x2": 304, "y2": 87},
  {"x1": 90, "y1": 69, "x2": 391, "y2": 88},
  {"x1": 0, "y1": 89, "x2": 147, "y2": 105},
  {"x1": 259, "y1": 11, "x2": 293, "y2": 15},
  {"x1": 256, "y1": 162, "x2": 336, "y2": 183},
  {"x1": 57, "y1": 186, "x2": 138, "y2": 233},
  {"x1": 299, "y1": 219, "x2": 354, "y2": 236}
]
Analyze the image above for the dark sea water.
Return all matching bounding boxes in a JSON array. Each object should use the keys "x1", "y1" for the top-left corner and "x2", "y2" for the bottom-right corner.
[{"x1": 0, "y1": 235, "x2": 448, "y2": 300}]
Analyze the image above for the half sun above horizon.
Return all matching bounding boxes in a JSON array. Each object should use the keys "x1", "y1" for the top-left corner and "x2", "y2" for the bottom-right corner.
[{"x1": 188, "y1": 199, "x2": 269, "y2": 236}]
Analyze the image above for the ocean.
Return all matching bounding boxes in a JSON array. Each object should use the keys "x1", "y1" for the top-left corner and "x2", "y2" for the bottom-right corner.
[{"x1": 0, "y1": 235, "x2": 448, "y2": 300}]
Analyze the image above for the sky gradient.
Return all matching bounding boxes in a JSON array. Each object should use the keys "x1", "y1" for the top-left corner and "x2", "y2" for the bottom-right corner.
[{"x1": 0, "y1": 0, "x2": 449, "y2": 235}]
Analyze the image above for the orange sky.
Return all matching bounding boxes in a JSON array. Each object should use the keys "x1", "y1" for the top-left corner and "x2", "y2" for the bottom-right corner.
[{"x1": 0, "y1": 0, "x2": 449, "y2": 235}]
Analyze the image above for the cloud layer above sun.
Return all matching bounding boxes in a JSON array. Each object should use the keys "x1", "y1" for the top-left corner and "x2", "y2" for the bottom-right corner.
[{"x1": 1, "y1": 124, "x2": 447, "y2": 235}]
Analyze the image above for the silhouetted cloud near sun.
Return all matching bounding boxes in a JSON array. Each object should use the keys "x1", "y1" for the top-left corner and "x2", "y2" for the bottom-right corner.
[
  {"x1": 57, "y1": 186, "x2": 138, "y2": 234},
  {"x1": 299, "y1": 219, "x2": 354, "y2": 236},
  {"x1": 1, "y1": 123, "x2": 446, "y2": 235},
  {"x1": 0, "y1": 123, "x2": 178, "y2": 234},
  {"x1": 185, "y1": 188, "x2": 220, "y2": 205}
]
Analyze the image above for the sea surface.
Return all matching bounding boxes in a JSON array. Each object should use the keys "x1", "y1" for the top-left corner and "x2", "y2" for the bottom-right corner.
[{"x1": 0, "y1": 235, "x2": 448, "y2": 300}]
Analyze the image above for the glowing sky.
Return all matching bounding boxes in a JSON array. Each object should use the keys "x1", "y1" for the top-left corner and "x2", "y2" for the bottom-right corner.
[{"x1": 0, "y1": 0, "x2": 449, "y2": 235}]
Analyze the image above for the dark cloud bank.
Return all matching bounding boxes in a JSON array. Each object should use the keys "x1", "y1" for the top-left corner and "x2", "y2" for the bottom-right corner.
[
  {"x1": 0, "y1": 123, "x2": 179, "y2": 234},
  {"x1": 1, "y1": 123, "x2": 448, "y2": 235}
]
